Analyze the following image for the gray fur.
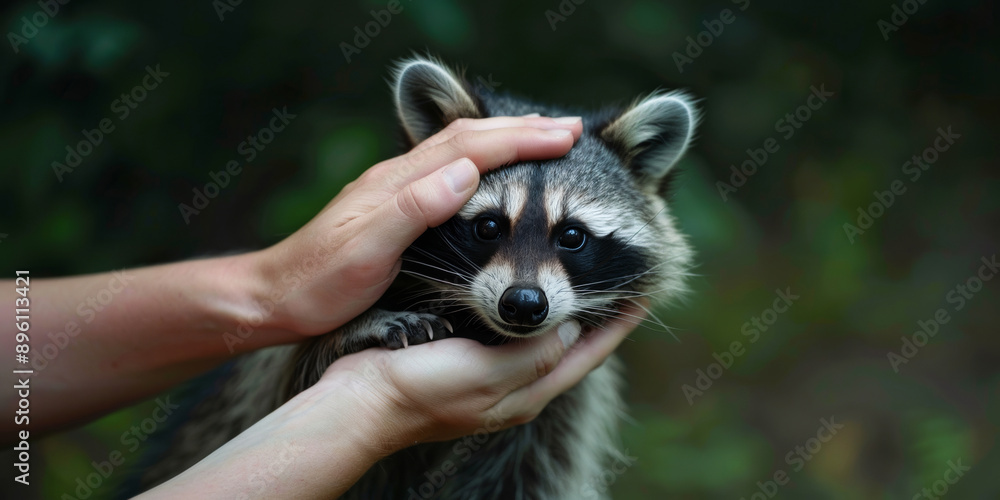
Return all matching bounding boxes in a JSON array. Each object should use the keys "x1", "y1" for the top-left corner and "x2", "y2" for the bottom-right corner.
[{"x1": 138, "y1": 57, "x2": 696, "y2": 499}]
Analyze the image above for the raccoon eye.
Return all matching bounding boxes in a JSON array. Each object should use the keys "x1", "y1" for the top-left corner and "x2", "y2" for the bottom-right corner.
[
  {"x1": 557, "y1": 227, "x2": 587, "y2": 251},
  {"x1": 474, "y1": 217, "x2": 501, "y2": 241}
]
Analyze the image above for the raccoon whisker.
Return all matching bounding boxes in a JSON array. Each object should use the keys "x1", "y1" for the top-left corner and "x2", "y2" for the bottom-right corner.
[
  {"x1": 571, "y1": 275, "x2": 645, "y2": 290},
  {"x1": 569, "y1": 256, "x2": 686, "y2": 290},
  {"x1": 429, "y1": 294, "x2": 476, "y2": 304},
  {"x1": 405, "y1": 296, "x2": 478, "y2": 311},
  {"x1": 573, "y1": 309, "x2": 649, "y2": 330},
  {"x1": 619, "y1": 204, "x2": 667, "y2": 248},
  {"x1": 399, "y1": 269, "x2": 475, "y2": 290},
  {"x1": 571, "y1": 272, "x2": 655, "y2": 294},
  {"x1": 575, "y1": 304, "x2": 674, "y2": 337},
  {"x1": 401, "y1": 257, "x2": 476, "y2": 282},
  {"x1": 438, "y1": 235, "x2": 483, "y2": 272},
  {"x1": 410, "y1": 242, "x2": 482, "y2": 274},
  {"x1": 572, "y1": 286, "x2": 654, "y2": 295},
  {"x1": 405, "y1": 250, "x2": 476, "y2": 279},
  {"x1": 396, "y1": 291, "x2": 448, "y2": 303},
  {"x1": 457, "y1": 314, "x2": 482, "y2": 335},
  {"x1": 623, "y1": 298, "x2": 679, "y2": 342},
  {"x1": 398, "y1": 258, "x2": 474, "y2": 278},
  {"x1": 565, "y1": 207, "x2": 674, "y2": 284},
  {"x1": 577, "y1": 259, "x2": 691, "y2": 293},
  {"x1": 439, "y1": 305, "x2": 480, "y2": 316},
  {"x1": 574, "y1": 284, "x2": 687, "y2": 299},
  {"x1": 406, "y1": 246, "x2": 462, "y2": 267},
  {"x1": 403, "y1": 296, "x2": 450, "y2": 307},
  {"x1": 398, "y1": 269, "x2": 474, "y2": 289},
  {"x1": 576, "y1": 306, "x2": 650, "y2": 324},
  {"x1": 396, "y1": 293, "x2": 477, "y2": 312}
]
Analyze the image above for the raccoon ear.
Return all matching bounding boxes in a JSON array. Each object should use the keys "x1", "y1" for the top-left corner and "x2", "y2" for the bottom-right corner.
[
  {"x1": 393, "y1": 57, "x2": 483, "y2": 145},
  {"x1": 601, "y1": 92, "x2": 698, "y2": 182}
]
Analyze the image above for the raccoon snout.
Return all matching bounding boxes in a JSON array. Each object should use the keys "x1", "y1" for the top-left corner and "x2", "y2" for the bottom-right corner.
[{"x1": 498, "y1": 286, "x2": 549, "y2": 326}]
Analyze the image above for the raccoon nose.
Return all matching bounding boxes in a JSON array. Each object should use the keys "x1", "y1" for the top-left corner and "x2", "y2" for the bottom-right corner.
[{"x1": 499, "y1": 287, "x2": 548, "y2": 326}]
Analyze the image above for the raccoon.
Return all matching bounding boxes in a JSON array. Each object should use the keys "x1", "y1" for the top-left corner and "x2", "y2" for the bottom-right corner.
[{"x1": 137, "y1": 57, "x2": 697, "y2": 499}]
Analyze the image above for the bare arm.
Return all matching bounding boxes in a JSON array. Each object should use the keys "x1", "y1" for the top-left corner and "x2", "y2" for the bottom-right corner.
[
  {"x1": 1, "y1": 254, "x2": 285, "y2": 432},
  {"x1": 138, "y1": 304, "x2": 644, "y2": 499},
  {"x1": 0, "y1": 115, "x2": 583, "y2": 435}
]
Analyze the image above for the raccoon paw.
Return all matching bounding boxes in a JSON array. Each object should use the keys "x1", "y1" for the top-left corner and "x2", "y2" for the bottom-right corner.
[{"x1": 377, "y1": 312, "x2": 453, "y2": 350}]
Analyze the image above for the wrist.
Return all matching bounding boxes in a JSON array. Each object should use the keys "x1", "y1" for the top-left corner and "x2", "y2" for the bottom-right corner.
[
  {"x1": 206, "y1": 250, "x2": 305, "y2": 353},
  {"x1": 242, "y1": 238, "x2": 331, "y2": 337},
  {"x1": 307, "y1": 363, "x2": 426, "y2": 458}
]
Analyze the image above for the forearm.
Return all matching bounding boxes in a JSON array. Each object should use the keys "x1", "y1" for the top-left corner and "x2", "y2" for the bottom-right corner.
[
  {"x1": 1, "y1": 252, "x2": 300, "y2": 433},
  {"x1": 136, "y1": 377, "x2": 390, "y2": 499}
]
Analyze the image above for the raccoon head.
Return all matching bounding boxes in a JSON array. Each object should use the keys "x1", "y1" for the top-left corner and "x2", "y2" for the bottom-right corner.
[{"x1": 394, "y1": 57, "x2": 696, "y2": 340}]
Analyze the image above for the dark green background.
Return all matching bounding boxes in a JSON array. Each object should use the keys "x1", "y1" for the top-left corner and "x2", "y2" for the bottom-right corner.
[{"x1": 1, "y1": 0, "x2": 997, "y2": 498}]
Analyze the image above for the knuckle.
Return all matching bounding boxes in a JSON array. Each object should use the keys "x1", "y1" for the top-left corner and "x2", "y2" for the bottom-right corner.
[
  {"x1": 534, "y1": 348, "x2": 559, "y2": 380},
  {"x1": 341, "y1": 178, "x2": 360, "y2": 194},
  {"x1": 447, "y1": 130, "x2": 477, "y2": 153},
  {"x1": 394, "y1": 185, "x2": 427, "y2": 223},
  {"x1": 344, "y1": 256, "x2": 389, "y2": 287},
  {"x1": 358, "y1": 164, "x2": 387, "y2": 186},
  {"x1": 509, "y1": 409, "x2": 540, "y2": 427},
  {"x1": 448, "y1": 118, "x2": 472, "y2": 131},
  {"x1": 340, "y1": 235, "x2": 394, "y2": 287}
]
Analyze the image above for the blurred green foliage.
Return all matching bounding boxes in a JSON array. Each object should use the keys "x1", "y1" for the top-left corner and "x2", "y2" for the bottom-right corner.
[{"x1": 1, "y1": 0, "x2": 997, "y2": 498}]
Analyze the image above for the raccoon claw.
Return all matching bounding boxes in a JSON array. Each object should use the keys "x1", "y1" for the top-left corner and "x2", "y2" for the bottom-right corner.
[
  {"x1": 382, "y1": 326, "x2": 408, "y2": 349},
  {"x1": 376, "y1": 312, "x2": 451, "y2": 350},
  {"x1": 440, "y1": 317, "x2": 453, "y2": 334}
]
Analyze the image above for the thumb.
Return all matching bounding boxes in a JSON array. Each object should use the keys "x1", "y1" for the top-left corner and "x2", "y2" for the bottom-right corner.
[
  {"x1": 484, "y1": 320, "x2": 583, "y2": 392},
  {"x1": 364, "y1": 157, "x2": 479, "y2": 254}
]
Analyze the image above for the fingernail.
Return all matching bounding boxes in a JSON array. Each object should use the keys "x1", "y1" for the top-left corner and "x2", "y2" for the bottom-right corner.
[
  {"x1": 553, "y1": 116, "x2": 581, "y2": 124},
  {"x1": 522, "y1": 113, "x2": 541, "y2": 117},
  {"x1": 442, "y1": 158, "x2": 478, "y2": 193},
  {"x1": 557, "y1": 320, "x2": 581, "y2": 348},
  {"x1": 545, "y1": 129, "x2": 572, "y2": 137}
]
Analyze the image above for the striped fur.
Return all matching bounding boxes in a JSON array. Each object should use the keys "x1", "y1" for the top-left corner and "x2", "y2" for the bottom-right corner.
[{"x1": 136, "y1": 58, "x2": 696, "y2": 499}]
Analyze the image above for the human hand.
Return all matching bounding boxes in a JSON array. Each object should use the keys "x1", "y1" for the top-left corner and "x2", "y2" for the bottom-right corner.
[
  {"x1": 246, "y1": 116, "x2": 584, "y2": 337},
  {"x1": 309, "y1": 301, "x2": 648, "y2": 453},
  {"x1": 141, "y1": 303, "x2": 644, "y2": 500}
]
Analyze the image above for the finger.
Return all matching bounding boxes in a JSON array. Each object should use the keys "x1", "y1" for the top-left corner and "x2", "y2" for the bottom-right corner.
[
  {"x1": 497, "y1": 302, "x2": 648, "y2": 414},
  {"x1": 357, "y1": 157, "x2": 480, "y2": 258},
  {"x1": 474, "y1": 321, "x2": 583, "y2": 392},
  {"x1": 410, "y1": 116, "x2": 583, "y2": 154},
  {"x1": 384, "y1": 127, "x2": 576, "y2": 192},
  {"x1": 327, "y1": 116, "x2": 581, "y2": 210}
]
